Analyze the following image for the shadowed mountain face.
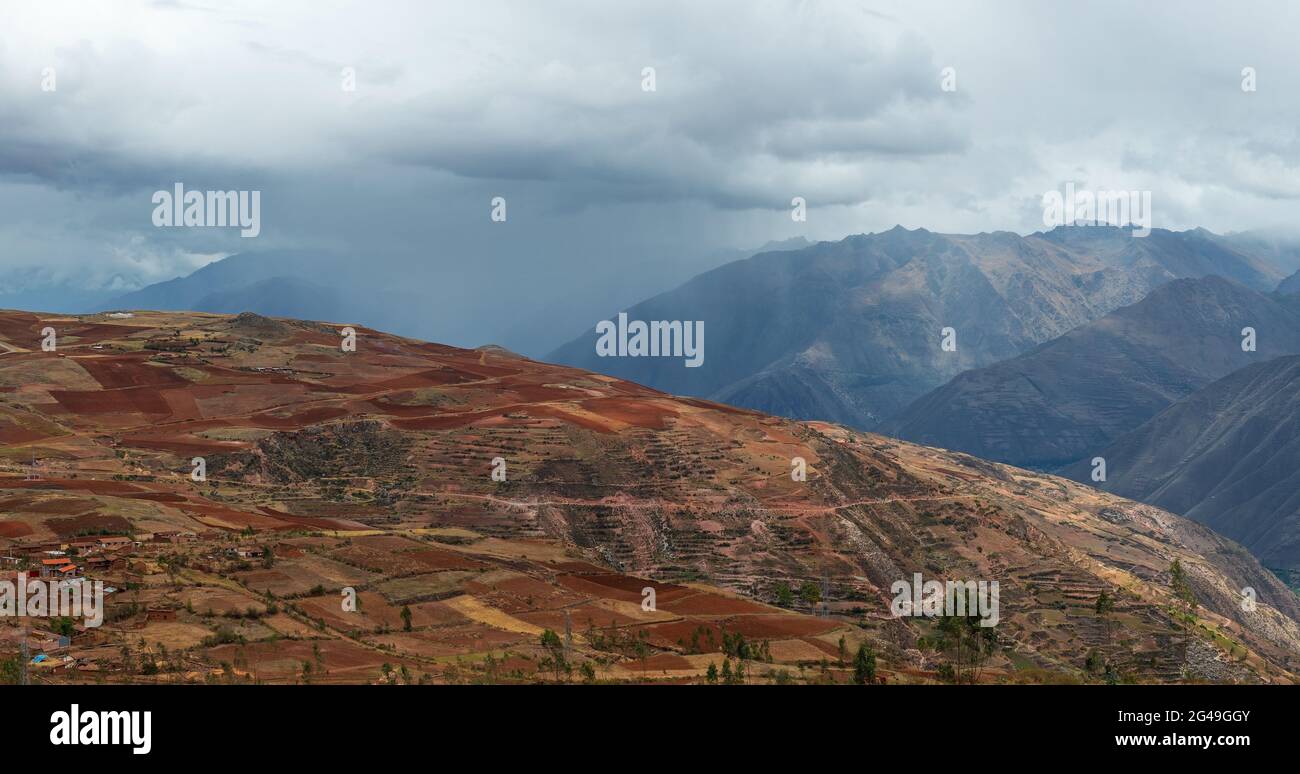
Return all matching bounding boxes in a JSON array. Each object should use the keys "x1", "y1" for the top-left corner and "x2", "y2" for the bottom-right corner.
[
  {"x1": 882, "y1": 277, "x2": 1300, "y2": 470},
  {"x1": 2, "y1": 309, "x2": 1298, "y2": 682},
  {"x1": 1280, "y1": 270, "x2": 1300, "y2": 296},
  {"x1": 1059, "y1": 356, "x2": 1300, "y2": 572},
  {"x1": 549, "y1": 226, "x2": 1285, "y2": 430}
]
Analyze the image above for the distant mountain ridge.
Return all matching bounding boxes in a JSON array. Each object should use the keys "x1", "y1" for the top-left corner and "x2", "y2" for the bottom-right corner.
[
  {"x1": 104, "y1": 240, "x2": 814, "y2": 358},
  {"x1": 1279, "y1": 269, "x2": 1300, "y2": 296},
  {"x1": 550, "y1": 225, "x2": 1286, "y2": 429},
  {"x1": 882, "y1": 276, "x2": 1300, "y2": 469},
  {"x1": 109, "y1": 249, "x2": 340, "y2": 313},
  {"x1": 1059, "y1": 355, "x2": 1300, "y2": 571},
  {"x1": 106, "y1": 249, "x2": 441, "y2": 339}
]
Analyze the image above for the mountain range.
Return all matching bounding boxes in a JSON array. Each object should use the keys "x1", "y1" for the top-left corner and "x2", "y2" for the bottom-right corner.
[
  {"x1": 549, "y1": 225, "x2": 1285, "y2": 429},
  {"x1": 883, "y1": 276, "x2": 1300, "y2": 469},
  {"x1": 89, "y1": 240, "x2": 814, "y2": 359}
]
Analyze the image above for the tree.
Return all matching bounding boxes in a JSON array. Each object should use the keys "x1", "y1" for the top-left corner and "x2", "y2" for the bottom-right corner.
[
  {"x1": 539, "y1": 629, "x2": 568, "y2": 682},
  {"x1": 1085, "y1": 649, "x2": 1104, "y2": 674},
  {"x1": 1095, "y1": 590, "x2": 1115, "y2": 639},
  {"x1": 933, "y1": 614, "x2": 997, "y2": 684},
  {"x1": 1169, "y1": 559, "x2": 1198, "y2": 613},
  {"x1": 799, "y1": 581, "x2": 821, "y2": 611},
  {"x1": 400, "y1": 605, "x2": 412, "y2": 632},
  {"x1": 0, "y1": 656, "x2": 19, "y2": 685},
  {"x1": 633, "y1": 629, "x2": 651, "y2": 673},
  {"x1": 837, "y1": 635, "x2": 847, "y2": 667},
  {"x1": 853, "y1": 643, "x2": 876, "y2": 685},
  {"x1": 705, "y1": 662, "x2": 718, "y2": 685},
  {"x1": 774, "y1": 581, "x2": 794, "y2": 607}
]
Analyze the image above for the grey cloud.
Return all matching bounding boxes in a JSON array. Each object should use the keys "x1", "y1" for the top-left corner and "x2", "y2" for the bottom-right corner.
[{"x1": 2, "y1": 0, "x2": 1300, "y2": 349}]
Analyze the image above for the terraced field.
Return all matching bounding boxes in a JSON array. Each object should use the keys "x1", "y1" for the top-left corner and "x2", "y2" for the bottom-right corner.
[{"x1": 1, "y1": 309, "x2": 1297, "y2": 684}]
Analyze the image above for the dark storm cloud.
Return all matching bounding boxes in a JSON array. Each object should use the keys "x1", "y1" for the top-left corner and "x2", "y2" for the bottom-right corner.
[{"x1": 1, "y1": 0, "x2": 1299, "y2": 349}]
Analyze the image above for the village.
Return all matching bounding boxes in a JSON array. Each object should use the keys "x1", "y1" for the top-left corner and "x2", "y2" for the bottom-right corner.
[{"x1": 1, "y1": 529, "x2": 270, "y2": 682}]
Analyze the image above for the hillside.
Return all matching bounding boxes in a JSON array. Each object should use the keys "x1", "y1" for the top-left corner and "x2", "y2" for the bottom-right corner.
[
  {"x1": 883, "y1": 277, "x2": 1300, "y2": 470},
  {"x1": 0, "y1": 309, "x2": 1297, "y2": 683},
  {"x1": 1059, "y1": 356, "x2": 1300, "y2": 573}
]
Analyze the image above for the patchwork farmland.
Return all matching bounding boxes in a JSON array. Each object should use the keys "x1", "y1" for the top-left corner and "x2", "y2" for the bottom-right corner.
[{"x1": 1, "y1": 309, "x2": 1298, "y2": 684}]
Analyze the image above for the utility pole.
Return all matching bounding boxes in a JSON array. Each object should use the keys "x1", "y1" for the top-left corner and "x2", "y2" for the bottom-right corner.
[
  {"x1": 820, "y1": 570, "x2": 831, "y2": 618},
  {"x1": 563, "y1": 610, "x2": 573, "y2": 659},
  {"x1": 19, "y1": 624, "x2": 30, "y2": 686}
]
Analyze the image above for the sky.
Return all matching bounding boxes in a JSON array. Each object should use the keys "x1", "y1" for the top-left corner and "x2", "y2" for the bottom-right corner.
[{"x1": 3, "y1": 0, "x2": 1300, "y2": 347}]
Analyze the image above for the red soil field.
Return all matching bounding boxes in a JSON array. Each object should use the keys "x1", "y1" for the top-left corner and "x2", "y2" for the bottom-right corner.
[
  {"x1": 517, "y1": 603, "x2": 641, "y2": 631},
  {"x1": 0, "y1": 521, "x2": 33, "y2": 538},
  {"x1": 254, "y1": 506, "x2": 360, "y2": 531},
  {"x1": 60, "y1": 323, "x2": 136, "y2": 345},
  {"x1": 48, "y1": 513, "x2": 133, "y2": 539},
  {"x1": 578, "y1": 397, "x2": 678, "y2": 430},
  {"x1": 642, "y1": 620, "x2": 727, "y2": 650},
  {"x1": 407, "y1": 547, "x2": 490, "y2": 571},
  {"x1": 503, "y1": 383, "x2": 584, "y2": 402},
  {"x1": 78, "y1": 356, "x2": 190, "y2": 389},
  {"x1": 19, "y1": 497, "x2": 100, "y2": 514},
  {"x1": 158, "y1": 389, "x2": 203, "y2": 421},
  {"x1": 49, "y1": 386, "x2": 171, "y2": 415},
  {"x1": 622, "y1": 653, "x2": 694, "y2": 672},
  {"x1": 206, "y1": 638, "x2": 388, "y2": 674},
  {"x1": 119, "y1": 437, "x2": 243, "y2": 456},
  {"x1": 182, "y1": 503, "x2": 290, "y2": 531},
  {"x1": 0, "y1": 424, "x2": 54, "y2": 444},
  {"x1": 364, "y1": 397, "x2": 443, "y2": 417},
  {"x1": 524, "y1": 405, "x2": 617, "y2": 434},
  {"x1": 0, "y1": 478, "x2": 145, "y2": 495},
  {"x1": 0, "y1": 313, "x2": 42, "y2": 341},
  {"x1": 559, "y1": 573, "x2": 692, "y2": 597},
  {"x1": 363, "y1": 367, "x2": 478, "y2": 390},
  {"x1": 706, "y1": 614, "x2": 839, "y2": 638},
  {"x1": 656, "y1": 593, "x2": 773, "y2": 616},
  {"x1": 555, "y1": 574, "x2": 700, "y2": 606},
  {"x1": 347, "y1": 534, "x2": 420, "y2": 551}
]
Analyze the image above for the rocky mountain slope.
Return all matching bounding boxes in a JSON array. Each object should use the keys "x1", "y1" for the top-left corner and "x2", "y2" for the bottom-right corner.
[
  {"x1": 883, "y1": 276, "x2": 1300, "y2": 470},
  {"x1": 549, "y1": 226, "x2": 1284, "y2": 430},
  {"x1": 1059, "y1": 356, "x2": 1300, "y2": 573}
]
